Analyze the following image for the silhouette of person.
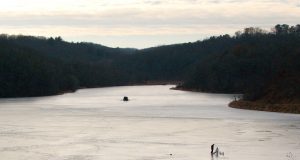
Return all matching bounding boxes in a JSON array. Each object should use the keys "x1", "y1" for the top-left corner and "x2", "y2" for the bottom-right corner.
[
  {"x1": 211, "y1": 144, "x2": 224, "y2": 159},
  {"x1": 215, "y1": 147, "x2": 219, "y2": 157},
  {"x1": 211, "y1": 144, "x2": 215, "y2": 154}
]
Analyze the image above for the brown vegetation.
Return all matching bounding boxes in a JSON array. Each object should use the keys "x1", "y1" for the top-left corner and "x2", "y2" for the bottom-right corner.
[{"x1": 229, "y1": 100, "x2": 300, "y2": 114}]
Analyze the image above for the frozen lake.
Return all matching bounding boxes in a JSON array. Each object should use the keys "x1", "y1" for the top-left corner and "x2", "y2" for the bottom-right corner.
[{"x1": 0, "y1": 85, "x2": 299, "y2": 160}]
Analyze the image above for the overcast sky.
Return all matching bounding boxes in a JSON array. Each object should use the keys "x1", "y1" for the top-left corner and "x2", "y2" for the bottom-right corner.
[{"x1": 1, "y1": 0, "x2": 299, "y2": 48}]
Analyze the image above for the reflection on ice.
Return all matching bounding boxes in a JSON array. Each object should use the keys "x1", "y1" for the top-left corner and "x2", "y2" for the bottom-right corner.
[{"x1": 0, "y1": 85, "x2": 299, "y2": 160}]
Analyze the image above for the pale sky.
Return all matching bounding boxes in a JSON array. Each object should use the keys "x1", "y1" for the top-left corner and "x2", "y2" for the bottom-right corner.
[{"x1": 1, "y1": 0, "x2": 299, "y2": 48}]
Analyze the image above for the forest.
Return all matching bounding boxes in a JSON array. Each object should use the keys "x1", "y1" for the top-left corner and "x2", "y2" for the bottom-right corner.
[{"x1": 0, "y1": 24, "x2": 299, "y2": 111}]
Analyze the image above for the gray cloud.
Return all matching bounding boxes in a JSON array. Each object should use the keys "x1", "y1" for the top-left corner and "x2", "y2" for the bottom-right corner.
[
  {"x1": 143, "y1": 0, "x2": 163, "y2": 5},
  {"x1": 0, "y1": 0, "x2": 299, "y2": 48}
]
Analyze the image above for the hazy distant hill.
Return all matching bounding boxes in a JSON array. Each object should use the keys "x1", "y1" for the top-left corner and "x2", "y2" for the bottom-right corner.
[{"x1": 1, "y1": 34, "x2": 137, "y2": 62}]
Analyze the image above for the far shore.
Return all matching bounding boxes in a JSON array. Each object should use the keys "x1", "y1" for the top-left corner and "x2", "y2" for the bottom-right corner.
[
  {"x1": 0, "y1": 81, "x2": 179, "y2": 99},
  {"x1": 171, "y1": 86, "x2": 241, "y2": 94},
  {"x1": 170, "y1": 87, "x2": 202, "y2": 92}
]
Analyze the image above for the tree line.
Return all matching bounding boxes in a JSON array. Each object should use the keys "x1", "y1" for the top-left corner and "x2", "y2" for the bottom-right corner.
[
  {"x1": 181, "y1": 24, "x2": 300, "y2": 103},
  {"x1": 0, "y1": 24, "x2": 299, "y2": 104}
]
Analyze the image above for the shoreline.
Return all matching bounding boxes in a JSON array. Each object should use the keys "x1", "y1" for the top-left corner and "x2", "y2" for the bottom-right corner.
[
  {"x1": 2, "y1": 84, "x2": 300, "y2": 114},
  {"x1": 0, "y1": 81, "x2": 179, "y2": 99},
  {"x1": 175, "y1": 86, "x2": 300, "y2": 114},
  {"x1": 172, "y1": 86, "x2": 240, "y2": 94},
  {"x1": 229, "y1": 100, "x2": 300, "y2": 114},
  {"x1": 170, "y1": 86, "x2": 202, "y2": 92}
]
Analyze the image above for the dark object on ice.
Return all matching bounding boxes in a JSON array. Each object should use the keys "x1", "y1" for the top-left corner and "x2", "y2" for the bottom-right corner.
[
  {"x1": 215, "y1": 147, "x2": 219, "y2": 156},
  {"x1": 211, "y1": 144, "x2": 224, "y2": 157},
  {"x1": 123, "y1": 96, "x2": 129, "y2": 101},
  {"x1": 211, "y1": 144, "x2": 215, "y2": 154}
]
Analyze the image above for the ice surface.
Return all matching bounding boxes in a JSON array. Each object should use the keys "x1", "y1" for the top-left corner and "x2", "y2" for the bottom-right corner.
[{"x1": 0, "y1": 85, "x2": 299, "y2": 160}]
